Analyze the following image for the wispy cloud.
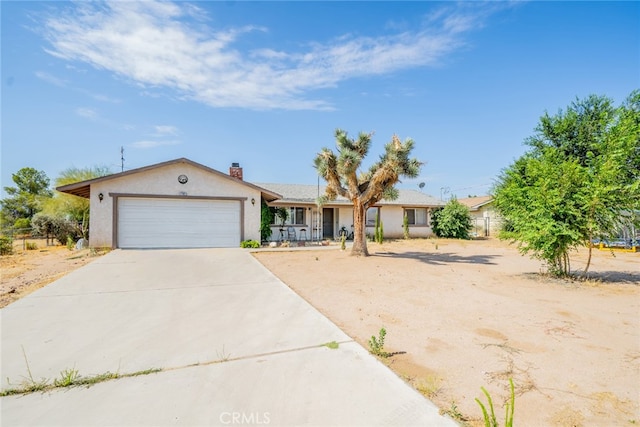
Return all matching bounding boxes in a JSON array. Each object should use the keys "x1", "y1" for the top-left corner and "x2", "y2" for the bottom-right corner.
[
  {"x1": 35, "y1": 71, "x2": 67, "y2": 87},
  {"x1": 41, "y1": 1, "x2": 512, "y2": 110},
  {"x1": 79, "y1": 89, "x2": 121, "y2": 103},
  {"x1": 76, "y1": 107, "x2": 97, "y2": 119},
  {"x1": 36, "y1": 70, "x2": 121, "y2": 103},
  {"x1": 132, "y1": 139, "x2": 181, "y2": 149},
  {"x1": 152, "y1": 125, "x2": 179, "y2": 136}
]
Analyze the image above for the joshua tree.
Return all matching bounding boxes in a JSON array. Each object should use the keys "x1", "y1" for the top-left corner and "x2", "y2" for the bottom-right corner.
[{"x1": 314, "y1": 129, "x2": 421, "y2": 256}]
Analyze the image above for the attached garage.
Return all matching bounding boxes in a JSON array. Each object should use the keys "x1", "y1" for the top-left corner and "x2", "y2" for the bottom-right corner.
[
  {"x1": 55, "y1": 158, "x2": 281, "y2": 249},
  {"x1": 117, "y1": 197, "x2": 241, "y2": 249}
]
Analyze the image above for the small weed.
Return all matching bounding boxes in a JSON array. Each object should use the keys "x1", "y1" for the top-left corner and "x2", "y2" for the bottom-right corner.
[
  {"x1": 415, "y1": 375, "x2": 442, "y2": 398},
  {"x1": 216, "y1": 345, "x2": 231, "y2": 362},
  {"x1": 368, "y1": 327, "x2": 391, "y2": 358},
  {"x1": 25, "y1": 242, "x2": 38, "y2": 250},
  {"x1": 75, "y1": 371, "x2": 120, "y2": 386},
  {"x1": 443, "y1": 400, "x2": 468, "y2": 422},
  {"x1": 323, "y1": 341, "x2": 339, "y2": 349},
  {"x1": 127, "y1": 368, "x2": 162, "y2": 377},
  {"x1": 1, "y1": 358, "x2": 161, "y2": 396},
  {"x1": 53, "y1": 367, "x2": 80, "y2": 387},
  {"x1": 475, "y1": 378, "x2": 515, "y2": 427}
]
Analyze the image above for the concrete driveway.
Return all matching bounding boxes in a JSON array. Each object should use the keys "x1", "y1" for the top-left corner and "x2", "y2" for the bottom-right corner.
[{"x1": 1, "y1": 249, "x2": 456, "y2": 426}]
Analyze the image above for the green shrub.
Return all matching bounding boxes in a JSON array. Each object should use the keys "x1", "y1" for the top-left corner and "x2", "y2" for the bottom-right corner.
[
  {"x1": 240, "y1": 240, "x2": 260, "y2": 248},
  {"x1": 368, "y1": 327, "x2": 390, "y2": 358},
  {"x1": 25, "y1": 242, "x2": 38, "y2": 250},
  {"x1": 403, "y1": 212, "x2": 410, "y2": 239},
  {"x1": 31, "y1": 213, "x2": 78, "y2": 245},
  {"x1": 431, "y1": 198, "x2": 473, "y2": 239},
  {"x1": 260, "y1": 200, "x2": 273, "y2": 242},
  {"x1": 374, "y1": 211, "x2": 384, "y2": 244},
  {"x1": 13, "y1": 218, "x2": 31, "y2": 231},
  {"x1": 0, "y1": 236, "x2": 14, "y2": 255}
]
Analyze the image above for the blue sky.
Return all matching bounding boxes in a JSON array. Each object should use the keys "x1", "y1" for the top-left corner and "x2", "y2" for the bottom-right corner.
[{"x1": 2, "y1": 1, "x2": 638, "y2": 200}]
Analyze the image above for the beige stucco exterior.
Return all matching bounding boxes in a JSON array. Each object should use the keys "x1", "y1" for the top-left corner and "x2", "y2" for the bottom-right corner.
[
  {"x1": 87, "y1": 162, "x2": 262, "y2": 248},
  {"x1": 267, "y1": 204, "x2": 435, "y2": 242},
  {"x1": 459, "y1": 197, "x2": 502, "y2": 237}
]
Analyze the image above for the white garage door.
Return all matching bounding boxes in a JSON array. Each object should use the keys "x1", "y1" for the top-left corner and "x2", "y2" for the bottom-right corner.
[{"x1": 118, "y1": 198, "x2": 241, "y2": 248}]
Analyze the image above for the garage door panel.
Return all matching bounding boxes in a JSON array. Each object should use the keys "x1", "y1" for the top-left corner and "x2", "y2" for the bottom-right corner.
[{"x1": 118, "y1": 198, "x2": 241, "y2": 248}]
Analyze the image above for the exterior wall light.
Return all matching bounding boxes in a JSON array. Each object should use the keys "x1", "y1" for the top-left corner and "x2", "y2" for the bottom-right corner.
[
  {"x1": 251, "y1": 198, "x2": 256, "y2": 206},
  {"x1": 98, "y1": 193, "x2": 104, "y2": 202}
]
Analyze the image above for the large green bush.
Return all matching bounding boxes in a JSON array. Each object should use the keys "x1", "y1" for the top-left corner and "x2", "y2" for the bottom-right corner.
[
  {"x1": 31, "y1": 213, "x2": 79, "y2": 245},
  {"x1": 431, "y1": 199, "x2": 472, "y2": 239}
]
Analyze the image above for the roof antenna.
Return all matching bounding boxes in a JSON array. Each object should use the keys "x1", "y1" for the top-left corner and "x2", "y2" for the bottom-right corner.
[{"x1": 120, "y1": 146, "x2": 125, "y2": 172}]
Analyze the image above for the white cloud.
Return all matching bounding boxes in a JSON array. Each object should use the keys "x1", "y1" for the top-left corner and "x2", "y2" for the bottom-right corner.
[
  {"x1": 41, "y1": 1, "x2": 510, "y2": 110},
  {"x1": 35, "y1": 71, "x2": 67, "y2": 87},
  {"x1": 76, "y1": 107, "x2": 97, "y2": 119},
  {"x1": 153, "y1": 125, "x2": 179, "y2": 136},
  {"x1": 131, "y1": 139, "x2": 181, "y2": 149}
]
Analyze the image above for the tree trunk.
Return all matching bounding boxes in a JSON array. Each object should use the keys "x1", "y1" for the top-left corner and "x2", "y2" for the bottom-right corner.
[
  {"x1": 584, "y1": 236, "x2": 593, "y2": 277},
  {"x1": 351, "y1": 201, "x2": 369, "y2": 256}
]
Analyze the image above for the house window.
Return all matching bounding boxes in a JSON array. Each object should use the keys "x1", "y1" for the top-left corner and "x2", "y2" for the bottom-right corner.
[
  {"x1": 405, "y1": 208, "x2": 428, "y2": 226},
  {"x1": 289, "y1": 207, "x2": 305, "y2": 225},
  {"x1": 366, "y1": 207, "x2": 380, "y2": 226},
  {"x1": 270, "y1": 207, "x2": 306, "y2": 225}
]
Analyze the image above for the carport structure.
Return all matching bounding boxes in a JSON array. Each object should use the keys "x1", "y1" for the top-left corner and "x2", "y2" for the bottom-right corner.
[{"x1": 57, "y1": 158, "x2": 280, "y2": 249}]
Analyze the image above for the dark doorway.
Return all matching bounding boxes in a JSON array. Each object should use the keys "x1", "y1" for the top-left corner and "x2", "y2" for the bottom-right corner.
[{"x1": 323, "y1": 208, "x2": 334, "y2": 239}]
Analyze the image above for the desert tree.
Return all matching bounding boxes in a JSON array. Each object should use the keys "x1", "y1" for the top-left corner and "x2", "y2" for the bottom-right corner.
[
  {"x1": 314, "y1": 129, "x2": 421, "y2": 256},
  {"x1": 43, "y1": 166, "x2": 111, "y2": 240},
  {"x1": 1, "y1": 167, "x2": 53, "y2": 228},
  {"x1": 494, "y1": 91, "x2": 640, "y2": 276}
]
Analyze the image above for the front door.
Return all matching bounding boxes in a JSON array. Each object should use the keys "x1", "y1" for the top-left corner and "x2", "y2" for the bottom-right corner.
[{"x1": 323, "y1": 208, "x2": 334, "y2": 239}]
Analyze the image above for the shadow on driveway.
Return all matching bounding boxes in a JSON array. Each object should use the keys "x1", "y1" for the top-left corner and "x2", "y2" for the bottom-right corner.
[{"x1": 373, "y1": 251, "x2": 500, "y2": 265}]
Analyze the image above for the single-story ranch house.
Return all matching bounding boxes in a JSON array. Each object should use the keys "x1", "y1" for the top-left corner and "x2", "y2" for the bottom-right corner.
[{"x1": 57, "y1": 158, "x2": 445, "y2": 249}]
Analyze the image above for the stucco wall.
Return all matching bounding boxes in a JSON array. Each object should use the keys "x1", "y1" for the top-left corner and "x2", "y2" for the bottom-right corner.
[
  {"x1": 88, "y1": 163, "x2": 261, "y2": 247},
  {"x1": 469, "y1": 205, "x2": 502, "y2": 237},
  {"x1": 366, "y1": 206, "x2": 433, "y2": 239},
  {"x1": 332, "y1": 206, "x2": 434, "y2": 239}
]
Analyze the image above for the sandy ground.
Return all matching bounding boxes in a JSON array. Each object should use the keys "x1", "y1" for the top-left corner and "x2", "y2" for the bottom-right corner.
[
  {"x1": 0, "y1": 239, "x2": 105, "y2": 308},
  {"x1": 254, "y1": 239, "x2": 640, "y2": 426}
]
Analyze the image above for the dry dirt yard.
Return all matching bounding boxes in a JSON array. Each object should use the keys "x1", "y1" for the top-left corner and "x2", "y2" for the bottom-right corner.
[
  {"x1": 254, "y1": 239, "x2": 639, "y2": 426},
  {"x1": 1, "y1": 238, "x2": 637, "y2": 425},
  {"x1": 0, "y1": 239, "x2": 105, "y2": 308}
]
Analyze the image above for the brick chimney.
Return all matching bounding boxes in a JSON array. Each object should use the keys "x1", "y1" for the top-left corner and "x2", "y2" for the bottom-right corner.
[{"x1": 229, "y1": 162, "x2": 243, "y2": 180}]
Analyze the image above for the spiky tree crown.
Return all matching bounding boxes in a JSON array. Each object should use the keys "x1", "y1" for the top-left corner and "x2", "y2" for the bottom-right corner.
[{"x1": 313, "y1": 130, "x2": 422, "y2": 207}]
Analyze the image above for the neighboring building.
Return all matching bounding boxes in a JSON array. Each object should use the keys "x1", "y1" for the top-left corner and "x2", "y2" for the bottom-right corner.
[
  {"x1": 257, "y1": 183, "x2": 444, "y2": 242},
  {"x1": 457, "y1": 196, "x2": 502, "y2": 237},
  {"x1": 57, "y1": 157, "x2": 444, "y2": 248}
]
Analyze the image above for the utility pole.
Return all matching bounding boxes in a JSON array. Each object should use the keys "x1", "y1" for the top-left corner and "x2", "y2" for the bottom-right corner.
[{"x1": 120, "y1": 146, "x2": 125, "y2": 172}]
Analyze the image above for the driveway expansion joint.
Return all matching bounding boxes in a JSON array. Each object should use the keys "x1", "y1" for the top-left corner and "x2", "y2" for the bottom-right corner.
[{"x1": 163, "y1": 340, "x2": 356, "y2": 373}]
